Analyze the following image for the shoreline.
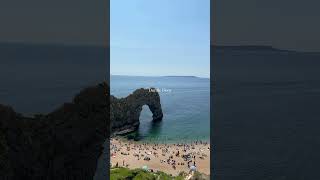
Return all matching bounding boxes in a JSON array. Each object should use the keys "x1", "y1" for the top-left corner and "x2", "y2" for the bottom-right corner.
[{"x1": 110, "y1": 137, "x2": 210, "y2": 176}]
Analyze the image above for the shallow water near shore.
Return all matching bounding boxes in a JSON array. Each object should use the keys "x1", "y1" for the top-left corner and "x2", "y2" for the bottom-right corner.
[{"x1": 111, "y1": 75, "x2": 210, "y2": 143}]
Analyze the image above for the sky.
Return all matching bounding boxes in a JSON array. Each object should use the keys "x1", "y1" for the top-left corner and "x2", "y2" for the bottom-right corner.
[
  {"x1": 1, "y1": 0, "x2": 320, "y2": 53},
  {"x1": 110, "y1": 0, "x2": 210, "y2": 78},
  {"x1": 0, "y1": 0, "x2": 108, "y2": 46},
  {"x1": 214, "y1": 0, "x2": 320, "y2": 52}
]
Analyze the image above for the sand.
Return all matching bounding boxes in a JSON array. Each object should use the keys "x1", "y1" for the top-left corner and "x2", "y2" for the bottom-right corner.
[{"x1": 110, "y1": 137, "x2": 210, "y2": 176}]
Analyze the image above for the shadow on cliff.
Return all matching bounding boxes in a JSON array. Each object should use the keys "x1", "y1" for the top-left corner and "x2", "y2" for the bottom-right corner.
[{"x1": 0, "y1": 82, "x2": 109, "y2": 180}]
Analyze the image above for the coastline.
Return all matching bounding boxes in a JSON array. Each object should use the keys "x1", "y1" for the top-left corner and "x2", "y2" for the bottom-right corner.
[{"x1": 110, "y1": 137, "x2": 210, "y2": 176}]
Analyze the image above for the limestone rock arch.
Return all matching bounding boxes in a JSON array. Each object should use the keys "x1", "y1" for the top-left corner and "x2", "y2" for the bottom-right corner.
[{"x1": 110, "y1": 88, "x2": 163, "y2": 135}]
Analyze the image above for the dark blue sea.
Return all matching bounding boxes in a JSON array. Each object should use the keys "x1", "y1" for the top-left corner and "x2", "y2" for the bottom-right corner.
[
  {"x1": 214, "y1": 47, "x2": 320, "y2": 180},
  {"x1": 0, "y1": 43, "x2": 107, "y2": 116}
]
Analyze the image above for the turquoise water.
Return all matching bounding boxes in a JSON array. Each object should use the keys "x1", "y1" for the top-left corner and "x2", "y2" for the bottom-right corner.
[{"x1": 111, "y1": 75, "x2": 210, "y2": 143}]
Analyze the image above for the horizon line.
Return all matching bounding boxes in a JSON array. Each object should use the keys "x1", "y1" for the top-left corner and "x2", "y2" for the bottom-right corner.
[
  {"x1": 111, "y1": 74, "x2": 210, "y2": 79},
  {"x1": 212, "y1": 44, "x2": 320, "y2": 53},
  {"x1": 2, "y1": 41, "x2": 320, "y2": 53}
]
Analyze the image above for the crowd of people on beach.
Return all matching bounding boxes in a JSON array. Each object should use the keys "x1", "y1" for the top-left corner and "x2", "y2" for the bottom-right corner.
[{"x1": 110, "y1": 138, "x2": 210, "y2": 175}]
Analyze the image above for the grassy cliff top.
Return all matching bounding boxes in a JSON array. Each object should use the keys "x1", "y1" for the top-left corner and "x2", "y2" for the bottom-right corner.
[
  {"x1": 110, "y1": 167, "x2": 209, "y2": 180},
  {"x1": 110, "y1": 167, "x2": 185, "y2": 180}
]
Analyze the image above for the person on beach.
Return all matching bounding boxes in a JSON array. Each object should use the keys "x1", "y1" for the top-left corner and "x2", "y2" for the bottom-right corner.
[{"x1": 110, "y1": 138, "x2": 210, "y2": 176}]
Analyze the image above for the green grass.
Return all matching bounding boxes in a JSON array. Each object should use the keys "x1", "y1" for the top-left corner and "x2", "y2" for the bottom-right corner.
[{"x1": 110, "y1": 167, "x2": 186, "y2": 180}]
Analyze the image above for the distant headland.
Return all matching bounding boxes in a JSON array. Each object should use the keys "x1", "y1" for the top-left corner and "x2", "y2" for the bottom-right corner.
[
  {"x1": 212, "y1": 45, "x2": 320, "y2": 54},
  {"x1": 111, "y1": 75, "x2": 209, "y2": 79}
]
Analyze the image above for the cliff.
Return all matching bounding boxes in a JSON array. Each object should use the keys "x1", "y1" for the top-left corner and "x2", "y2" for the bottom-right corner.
[
  {"x1": 0, "y1": 84, "x2": 163, "y2": 179},
  {"x1": 110, "y1": 88, "x2": 163, "y2": 135},
  {"x1": 0, "y1": 83, "x2": 108, "y2": 180}
]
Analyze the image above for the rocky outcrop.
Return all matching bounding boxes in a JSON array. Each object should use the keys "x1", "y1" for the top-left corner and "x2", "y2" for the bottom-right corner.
[
  {"x1": 110, "y1": 88, "x2": 163, "y2": 135},
  {"x1": 0, "y1": 85, "x2": 163, "y2": 179},
  {"x1": 0, "y1": 83, "x2": 108, "y2": 180}
]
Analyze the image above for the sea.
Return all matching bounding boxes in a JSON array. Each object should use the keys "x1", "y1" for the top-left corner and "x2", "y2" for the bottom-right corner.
[
  {"x1": 213, "y1": 46, "x2": 320, "y2": 180},
  {"x1": 0, "y1": 42, "x2": 107, "y2": 116},
  {"x1": 110, "y1": 75, "x2": 210, "y2": 143}
]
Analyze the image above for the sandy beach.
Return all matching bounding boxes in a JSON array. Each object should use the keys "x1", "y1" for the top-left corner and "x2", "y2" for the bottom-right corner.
[{"x1": 110, "y1": 137, "x2": 210, "y2": 176}]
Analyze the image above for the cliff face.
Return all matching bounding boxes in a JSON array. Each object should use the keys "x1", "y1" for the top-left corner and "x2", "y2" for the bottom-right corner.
[
  {"x1": 110, "y1": 88, "x2": 163, "y2": 135},
  {"x1": 0, "y1": 83, "x2": 108, "y2": 180}
]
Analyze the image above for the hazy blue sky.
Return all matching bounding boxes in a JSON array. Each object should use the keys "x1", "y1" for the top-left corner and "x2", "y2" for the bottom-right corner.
[
  {"x1": 110, "y1": 0, "x2": 210, "y2": 78},
  {"x1": 1, "y1": 0, "x2": 320, "y2": 52}
]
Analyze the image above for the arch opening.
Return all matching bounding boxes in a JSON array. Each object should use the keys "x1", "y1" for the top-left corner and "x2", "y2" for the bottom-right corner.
[{"x1": 137, "y1": 105, "x2": 154, "y2": 137}]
